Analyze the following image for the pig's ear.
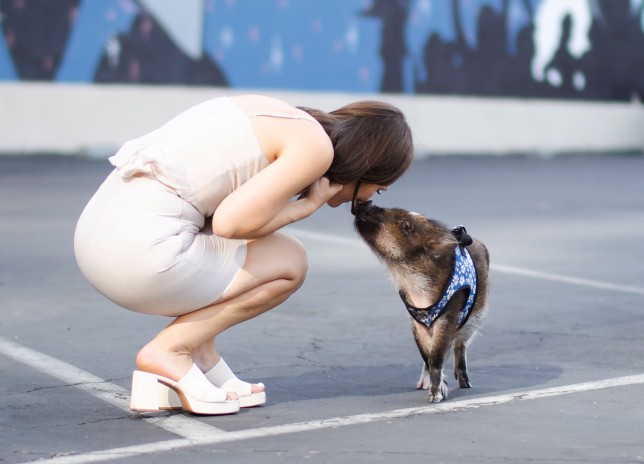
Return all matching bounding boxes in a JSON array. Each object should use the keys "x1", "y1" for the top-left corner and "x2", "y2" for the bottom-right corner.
[{"x1": 451, "y1": 225, "x2": 473, "y2": 247}]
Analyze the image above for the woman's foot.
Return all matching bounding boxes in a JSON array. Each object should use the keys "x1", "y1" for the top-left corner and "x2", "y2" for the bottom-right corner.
[
  {"x1": 130, "y1": 365, "x2": 240, "y2": 415},
  {"x1": 136, "y1": 343, "x2": 238, "y2": 401},
  {"x1": 204, "y1": 358, "x2": 266, "y2": 407},
  {"x1": 191, "y1": 344, "x2": 265, "y2": 398}
]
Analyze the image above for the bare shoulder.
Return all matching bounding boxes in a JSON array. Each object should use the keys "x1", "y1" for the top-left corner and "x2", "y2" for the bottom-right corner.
[
  {"x1": 229, "y1": 94, "x2": 312, "y2": 122},
  {"x1": 229, "y1": 94, "x2": 292, "y2": 112},
  {"x1": 231, "y1": 94, "x2": 333, "y2": 166}
]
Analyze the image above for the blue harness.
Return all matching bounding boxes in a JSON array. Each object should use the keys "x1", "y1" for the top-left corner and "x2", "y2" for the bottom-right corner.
[{"x1": 399, "y1": 243, "x2": 478, "y2": 330}]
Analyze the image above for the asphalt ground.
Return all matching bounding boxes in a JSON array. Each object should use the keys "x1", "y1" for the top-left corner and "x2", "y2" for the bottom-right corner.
[{"x1": 1, "y1": 153, "x2": 643, "y2": 463}]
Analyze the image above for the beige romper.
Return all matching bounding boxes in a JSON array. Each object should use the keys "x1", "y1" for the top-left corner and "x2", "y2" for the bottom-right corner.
[{"x1": 74, "y1": 97, "x2": 306, "y2": 316}]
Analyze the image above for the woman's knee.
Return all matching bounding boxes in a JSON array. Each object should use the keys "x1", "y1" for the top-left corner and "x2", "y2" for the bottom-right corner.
[
  {"x1": 220, "y1": 232, "x2": 307, "y2": 302},
  {"x1": 273, "y1": 233, "x2": 308, "y2": 288},
  {"x1": 242, "y1": 232, "x2": 308, "y2": 289}
]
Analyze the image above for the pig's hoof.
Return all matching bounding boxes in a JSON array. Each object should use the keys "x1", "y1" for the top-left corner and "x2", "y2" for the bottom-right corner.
[
  {"x1": 416, "y1": 368, "x2": 431, "y2": 390},
  {"x1": 428, "y1": 378, "x2": 448, "y2": 403}
]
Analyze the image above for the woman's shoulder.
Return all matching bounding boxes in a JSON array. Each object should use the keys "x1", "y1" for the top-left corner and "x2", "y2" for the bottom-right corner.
[
  {"x1": 229, "y1": 94, "x2": 299, "y2": 115},
  {"x1": 234, "y1": 95, "x2": 332, "y2": 162},
  {"x1": 229, "y1": 95, "x2": 322, "y2": 126}
]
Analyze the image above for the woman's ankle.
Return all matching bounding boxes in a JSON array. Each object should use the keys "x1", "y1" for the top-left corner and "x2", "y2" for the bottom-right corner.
[
  {"x1": 135, "y1": 342, "x2": 193, "y2": 381},
  {"x1": 190, "y1": 345, "x2": 221, "y2": 374}
]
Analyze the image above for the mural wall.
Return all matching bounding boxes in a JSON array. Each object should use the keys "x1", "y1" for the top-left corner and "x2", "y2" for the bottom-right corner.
[{"x1": 0, "y1": 0, "x2": 642, "y2": 101}]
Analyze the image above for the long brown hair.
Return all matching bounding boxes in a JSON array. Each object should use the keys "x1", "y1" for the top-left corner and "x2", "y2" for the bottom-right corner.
[{"x1": 298, "y1": 101, "x2": 414, "y2": 185}]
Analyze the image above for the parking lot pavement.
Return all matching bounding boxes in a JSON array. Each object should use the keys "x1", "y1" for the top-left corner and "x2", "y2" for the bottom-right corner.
[{"x1": 1, "y1": 153, "x2": 643, "y2": 463}]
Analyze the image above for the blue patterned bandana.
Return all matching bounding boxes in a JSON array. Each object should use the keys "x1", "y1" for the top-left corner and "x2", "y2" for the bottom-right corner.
[{"x1": 399, "y1": 246, "x2": 478, "y2": 330}]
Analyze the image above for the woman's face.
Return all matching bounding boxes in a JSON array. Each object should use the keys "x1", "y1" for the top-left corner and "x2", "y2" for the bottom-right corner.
[{"x1": 326, "y1": 182, "x2": 387, "y2": 208}]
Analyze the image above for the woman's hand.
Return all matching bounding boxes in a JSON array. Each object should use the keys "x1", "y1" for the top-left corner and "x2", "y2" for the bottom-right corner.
[
  {"x1": 213, "y1": 178, "x2": 339, "y2": 239},
  {"x1": 297, "y1": 177, "x2": 343, "y2": 208},
  {"x1": 211, "y1": 119, "x2": 335, "y2": 239}
]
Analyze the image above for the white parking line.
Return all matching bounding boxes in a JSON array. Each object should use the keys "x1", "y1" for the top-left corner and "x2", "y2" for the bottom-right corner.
[
  {"x1": 0, "y1": 337, "x2": 226, "y2": 441},
  {"x1": 5, "y1": 334, "x2": 643, "y2": 464},
  {"x1": 490, "y1": 263, "x2": 644, "y2": 296},
  {"x1": 288, "y1": 228, "x2": 364, "y2": 247},
  {"x1": 288, "y1": 228, "x2": 644, "y2": 296},
  {"x1": 5, "y1": 230, "x2": 643, "y2": 463},
  {"x1": 30, "y1": 439, "x2": 194, "y2": 464}
]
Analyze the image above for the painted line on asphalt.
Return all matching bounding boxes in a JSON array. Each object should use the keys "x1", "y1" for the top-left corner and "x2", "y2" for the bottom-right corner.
[
  {"x1": 288, "y1": 228, "x2": 644, "y2": 296},
  {"x1": 0, "y1": 337, "x2": 226, "y2": 442},
  {"x1": 490, "y1": 263, "x2": 644, "y2": 296},
  {"x1": 4, "y1": 229, "x2": 642, "y2": 463},
  {"x1": 288, "y1": 228, "x2": 364, "y2": 247},
  {"x1": 205, "y1": 373, "x2": 644, "y2": 444},
  {"x1": 13, "y1": 364, "x2": 644, "y2": 464},
  {"x1": 22, "y1": 439, "x2": 194, "y2": 464}
]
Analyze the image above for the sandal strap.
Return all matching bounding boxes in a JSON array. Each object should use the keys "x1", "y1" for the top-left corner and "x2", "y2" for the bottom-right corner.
[
  {"x1": 204, "y1": 358, "x2": 237, "y2": 386},
  {"x1": 205, "y1": 358, "x2": 258, "y2": 397},
  {"x1": 176, "y1": 364, "x2": 227, "y2": 403}
]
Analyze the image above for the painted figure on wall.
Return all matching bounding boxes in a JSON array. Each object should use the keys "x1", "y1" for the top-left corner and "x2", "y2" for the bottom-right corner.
[{"x1": 361, "y1": 0, "x2": 411, "y2": 93}]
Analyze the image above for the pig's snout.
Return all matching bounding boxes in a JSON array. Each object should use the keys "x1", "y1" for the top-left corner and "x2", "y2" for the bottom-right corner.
[
  {"x1": 351, "y1": 198, "x2": 372, "y2": 216},
  {"x1": 353, "y1": 200, "x2": 380, "y2": 223},
  {"x1": 358, "y1": 200, "x2": 373, "y2": 210}
]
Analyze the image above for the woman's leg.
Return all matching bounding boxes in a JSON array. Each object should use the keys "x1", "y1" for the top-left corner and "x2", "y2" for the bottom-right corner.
[{"x1": 136, "y1": 232, "x2": 307, "y2": 386}]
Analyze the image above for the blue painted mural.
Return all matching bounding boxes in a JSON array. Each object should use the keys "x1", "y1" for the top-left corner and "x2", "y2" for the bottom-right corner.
[{"x1": 0, "y1": 0, "x2": 643, "y2": 100}]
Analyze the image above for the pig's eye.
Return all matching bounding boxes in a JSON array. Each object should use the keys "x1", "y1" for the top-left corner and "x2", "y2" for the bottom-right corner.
[{"x1": 401, "y1": 221, "x2": 413, "y2": 232}]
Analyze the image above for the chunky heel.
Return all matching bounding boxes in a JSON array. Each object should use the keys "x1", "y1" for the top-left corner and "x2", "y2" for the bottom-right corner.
[
  {"x1": 130, "y1": 365, "x2": 240, "y2": 415},
  {"x1": 130, "y1": 370, "x2": 162, "y2": 412},
  {"x1": 158, "y1": 382, "x2": 182, "y2": 410}
]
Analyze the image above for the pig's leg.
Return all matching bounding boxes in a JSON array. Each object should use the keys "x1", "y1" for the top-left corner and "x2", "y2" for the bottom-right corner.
[
  {"x1": 453, "y1": 337, "x2": 472, "y2": 388},
  {"x1": 411, "y1": 319, "x2": 450, "y2": 403}
]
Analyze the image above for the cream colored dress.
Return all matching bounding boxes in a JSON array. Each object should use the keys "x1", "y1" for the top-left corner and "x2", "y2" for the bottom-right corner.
[{"x1": 74, "y1": 97, "x2": 301, "y2": 316}]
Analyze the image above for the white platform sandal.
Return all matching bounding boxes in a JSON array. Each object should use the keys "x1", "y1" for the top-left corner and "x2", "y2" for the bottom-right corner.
[
  {"x1": 205, "y1": 358, "x2": 266, "y2": 408},
  {"x1": 130, "y1": 364, "x2": 240, "y2": 415}
]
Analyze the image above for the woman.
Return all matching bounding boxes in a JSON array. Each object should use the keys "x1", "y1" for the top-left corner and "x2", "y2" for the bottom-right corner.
[{"x1": 74, "y1": 94, "x2": 414, "y2": 415}]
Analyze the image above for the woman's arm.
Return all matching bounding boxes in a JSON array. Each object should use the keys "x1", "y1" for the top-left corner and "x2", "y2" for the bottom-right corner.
[{"x1": 211, "y1": 122, "x2": 338, "y2": 239}]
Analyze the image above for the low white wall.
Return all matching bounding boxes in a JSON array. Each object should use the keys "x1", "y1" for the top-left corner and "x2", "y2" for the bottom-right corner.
[{"x1": 1, "y1": 82, "x2": 643, "y2": 157}]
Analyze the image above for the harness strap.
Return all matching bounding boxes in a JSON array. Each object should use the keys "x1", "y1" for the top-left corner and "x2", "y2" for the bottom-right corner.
[{"x1": 400, "y1": 245, "x2": 478, "y2": 330}]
